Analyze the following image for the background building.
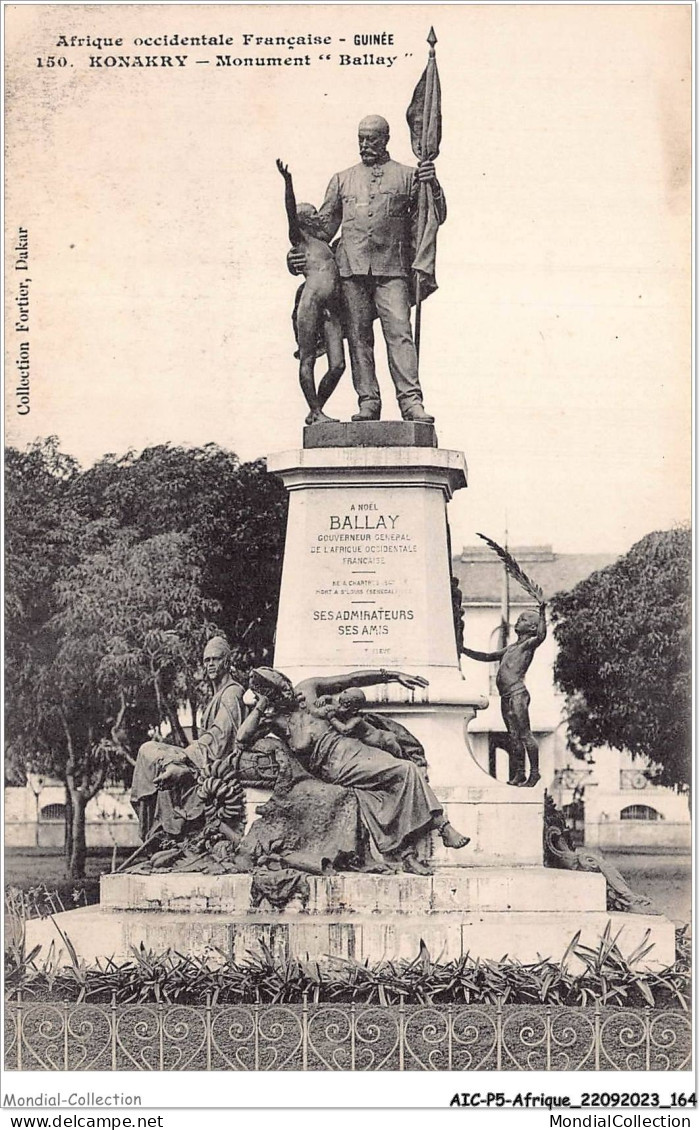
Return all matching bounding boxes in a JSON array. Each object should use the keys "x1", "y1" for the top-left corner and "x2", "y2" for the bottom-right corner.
[{"x1": 4, "y1": 774, "x2": 139, "y2": 849}]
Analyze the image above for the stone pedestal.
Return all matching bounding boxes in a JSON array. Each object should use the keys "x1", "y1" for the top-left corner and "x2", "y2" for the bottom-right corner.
[
  {"x1": 302, "y1": 420, "x2": 437, "y2": 450},
  {"x1": 24, "y1": 871, "x2": 675, "y2": 972},
  {"x1": 267, "y1": 440, "x2": 542, "y2": 868},
  {"x1": 267, "y1": 442, "x2": 468, "y2": 686}
]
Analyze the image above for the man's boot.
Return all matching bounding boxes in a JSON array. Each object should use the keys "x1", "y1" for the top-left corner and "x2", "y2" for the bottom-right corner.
[
  {"x1": 401, "y1": 403, "x2": 435, "y2": 424},
  {"x1": 351, "y1": 404, "x2": 381, "y2": 422}
]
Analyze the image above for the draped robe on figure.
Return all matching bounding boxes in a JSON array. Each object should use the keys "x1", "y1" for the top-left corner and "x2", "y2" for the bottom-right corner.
[{"x1": 131, "y1": 677, "x2": 244, "y2": 838}]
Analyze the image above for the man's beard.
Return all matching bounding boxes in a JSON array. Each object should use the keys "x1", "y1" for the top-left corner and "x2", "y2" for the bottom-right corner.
[{"x1": 360, "y1": 146, "x2": 385, "y2": 165}]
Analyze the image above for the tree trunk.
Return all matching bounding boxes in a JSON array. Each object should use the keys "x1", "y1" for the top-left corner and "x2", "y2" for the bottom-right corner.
[
  {"x1": 68, "y1": 790, "x2": 89, "y2": 879},
  {"x1": 164, "y1": 698, "x2": 188, "y2": 748},
  {"x1": 64, "y1": 786, "x2": 74, "y2": 864},
  {"x1": 110, "y1": 693, "x2": 136, "y2": 766},
  {"x1": 188, "y1": 690, "x2": 199, "y2": 740},
  {"x1": 60, "y1": 711, "x2": 104, "y2": 879}
]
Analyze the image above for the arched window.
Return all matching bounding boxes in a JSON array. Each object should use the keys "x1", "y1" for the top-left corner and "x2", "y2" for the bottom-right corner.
[
  {"x1": 39, "y1": 802, "x2": 66, "y2": 821},
  {"x1": 620, "y1": 805, "x2": 663, "y2": 821}
]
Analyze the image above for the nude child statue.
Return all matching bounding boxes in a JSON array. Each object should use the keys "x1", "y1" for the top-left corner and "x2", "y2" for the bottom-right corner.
[
  {"x1": 276, "y1": 159, "x2": 346, "y2": 424},
  {"x1": 462, "y1": 603, "x2": 547, "y2": 787},
  {"x1": 312, "y1": 688, "x2": 404, "y2": 758}
]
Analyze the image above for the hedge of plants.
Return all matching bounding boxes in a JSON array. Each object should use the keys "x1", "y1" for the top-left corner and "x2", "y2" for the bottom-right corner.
[{"x1": 5, "y1": 917, "x2": 691, "y2": 1011}]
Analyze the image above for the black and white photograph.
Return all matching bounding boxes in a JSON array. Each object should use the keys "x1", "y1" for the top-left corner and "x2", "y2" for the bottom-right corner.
[{"x1": 3, "y1": 1, "x2": 693, "y2": 1120}]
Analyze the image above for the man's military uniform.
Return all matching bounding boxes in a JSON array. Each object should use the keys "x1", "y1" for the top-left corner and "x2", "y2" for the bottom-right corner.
[{"x1": 318, "y1": 154, "x2": 446, "y2": 419}]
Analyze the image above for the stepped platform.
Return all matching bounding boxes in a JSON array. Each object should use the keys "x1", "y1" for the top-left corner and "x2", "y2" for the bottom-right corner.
[
  {"x1": 23, "y1": 869, "x2": 675, "y2": 971},
  {"x1": 101, "y1": 868, "x2": 605, "y2": 915}
]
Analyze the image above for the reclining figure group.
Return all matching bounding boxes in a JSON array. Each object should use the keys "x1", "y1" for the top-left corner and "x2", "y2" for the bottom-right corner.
[{"x1": 131, "y1": 637, "x2": 469, "y2": 876}]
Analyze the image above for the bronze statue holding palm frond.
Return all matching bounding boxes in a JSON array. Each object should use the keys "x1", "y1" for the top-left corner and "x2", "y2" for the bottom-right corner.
[{"x1": 461, "y1": 535, "x2": 547, "y2": 787}]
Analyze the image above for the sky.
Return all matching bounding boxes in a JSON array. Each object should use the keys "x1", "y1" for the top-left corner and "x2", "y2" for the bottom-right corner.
[{"x1": 4, "y1": 3, "x2": 691, "y2": 557}]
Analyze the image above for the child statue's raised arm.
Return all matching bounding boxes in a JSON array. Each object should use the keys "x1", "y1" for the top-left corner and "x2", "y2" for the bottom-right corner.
[{"x1": 276, "y1": 159, "x2": 302, "y2": 247}]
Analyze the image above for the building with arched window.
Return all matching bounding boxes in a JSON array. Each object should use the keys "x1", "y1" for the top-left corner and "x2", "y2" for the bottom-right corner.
[
  {"x1": 4, "y1": 775, "x2": 138, "y2": 848},
  {"x1": 620, "y1": 805, "x2": 663, "y2": 821},
  {"x1": 576, "y1": 746, "x2": 689, "y2": 849}
]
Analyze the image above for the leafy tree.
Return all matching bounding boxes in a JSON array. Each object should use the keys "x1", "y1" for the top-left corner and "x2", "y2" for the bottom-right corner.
[
  {"x1": 5, "y1": 439, "x2": 288, "y2": 875},
  {"x1": 25, "y1": 628, "x2": 120, "y2": 879},
  {"x1": 47, "y1": 530, "x2": 223, "y2": 875},
  {"x1": 551, "y1": 527, "x2": 691, "y2": 791},
  {"x1": 55, "y1": 530, "x2": 222, "y2": 751},
  {"x1": 5, "y1": 438, "x2": 84, "y2": 782},
  {"x1": 5, "y1": 439, "x2": 102, "y2": 871},
  {"x1": 5, "y1": 437, "x2": 82, "y2": 683},
  {"x1": 74, "y1": 443, "x2": 288, "y2": 666}
]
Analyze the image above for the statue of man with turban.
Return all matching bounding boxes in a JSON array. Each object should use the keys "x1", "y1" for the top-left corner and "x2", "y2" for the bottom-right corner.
[{"x1": 130, "y1": 636, "x2": 245, "y2": 839}]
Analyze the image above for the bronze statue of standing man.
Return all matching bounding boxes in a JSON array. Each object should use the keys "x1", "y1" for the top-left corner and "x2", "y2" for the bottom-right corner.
[{"x1": 289, "y1": 115, "x2": 446, "y2": 423}]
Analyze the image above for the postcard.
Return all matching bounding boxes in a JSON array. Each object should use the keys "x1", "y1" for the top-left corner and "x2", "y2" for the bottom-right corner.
[{"x1": 3, "y1": 2, "x2": 693, "y2": 1121}]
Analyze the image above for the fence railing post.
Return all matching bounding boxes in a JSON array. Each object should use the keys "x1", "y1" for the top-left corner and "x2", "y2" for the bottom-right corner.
[
  {"x1": 644, "y1": 1006, "x2": 651, "y2": 1070},
  {"x1": 16, "y1": 990, "x2": 23, "y2": 1071},
  {"x1": 205, "y1": 994, "x2": 212, "y2": 1071},
  {"x1": 447, "y1": 1004, "x2": 453, "y2": 1071},
  {"x1": 594, "y1": 1000, "x2": 601, "y2": 1070},
  {"x1": 157, "y1": 1002, "x2": 164, "y2": 1071},
  {"x1": 63, "y1": 1001, "x2": 70, "y2": 1070},
  {"x1": 111, "y1": 992, "x2": 117, "y2": 1071},
  {"x1": 545, "y1": 1005, "x2": 552, "y2": 1071},
  {"x1": 398, "y1": 1000, "x2": 405, "y2": 1071},
  {"x1": 496, "y1": 1000, "x2": 503, "y2": 1071},
  {"x1": 302, "y1": 993, "x2": 308, "y2": 1071},
  {"x1": 253, "y1": 1001, "x2": 260, "y2": 1071},
  {"x1": 350, "y1": 1003, "x2": 356, "y2": 1071}
]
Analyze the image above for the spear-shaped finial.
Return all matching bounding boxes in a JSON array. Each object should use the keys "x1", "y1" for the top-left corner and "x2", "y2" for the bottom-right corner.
[{"x1": 427, "y1": 26, "x2": 437, "y2": 55}]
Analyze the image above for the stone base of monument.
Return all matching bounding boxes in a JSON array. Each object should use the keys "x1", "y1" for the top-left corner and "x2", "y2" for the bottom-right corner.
[{"x1": 24, "y1": 869, "x2": 675, "y2": 972}]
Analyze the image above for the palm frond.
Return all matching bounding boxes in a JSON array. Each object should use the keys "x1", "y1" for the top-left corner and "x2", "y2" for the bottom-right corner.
[{"x1": 476, "y1": 533, "x2": 545, "y2": 603}]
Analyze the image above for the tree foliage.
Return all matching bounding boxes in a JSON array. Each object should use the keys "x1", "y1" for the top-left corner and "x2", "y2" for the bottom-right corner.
[
  {"x1": 5, "y1": 438, "x2": 288, "y2": 875},
  {"x1": 73, "y1": 443, "x2": 287, "y2": 666},
  {"x1": 53, "y1": 530, "x2": 222, "y2": 751},
  {"x1": 5, "y1": 438, "x2": 86, "y2": 785},
  {"x1": 551, "y1": 527, "x2": 691, "y2": 790}
]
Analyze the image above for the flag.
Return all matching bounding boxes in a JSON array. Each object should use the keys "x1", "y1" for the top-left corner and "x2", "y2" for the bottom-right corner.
[{"x1": 406, "y1": 29, "x2": 442, "y2": 299}]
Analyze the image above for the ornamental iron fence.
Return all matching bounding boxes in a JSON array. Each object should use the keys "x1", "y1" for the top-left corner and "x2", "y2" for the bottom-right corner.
[{"x1": 4, "y1": 997, "x2": 690, "y2": 1072}]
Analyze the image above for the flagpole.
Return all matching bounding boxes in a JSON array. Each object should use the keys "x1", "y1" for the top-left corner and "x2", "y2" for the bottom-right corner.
[
  {"x1": 414, "y1": 275, "x2": 423, "y2": 362},
  {"x1": 500, "y1": 515, "x2": 511, "y2": 650},
  {"x1": 414, "y1": 26, "x2": 437, "y2": 367}
]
